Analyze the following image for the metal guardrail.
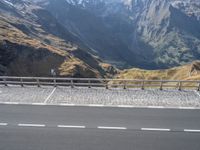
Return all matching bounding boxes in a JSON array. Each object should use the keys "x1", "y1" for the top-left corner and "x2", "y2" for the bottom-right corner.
[{"x1": 0, "y1": 76, "x2": 200, "y2": 91}]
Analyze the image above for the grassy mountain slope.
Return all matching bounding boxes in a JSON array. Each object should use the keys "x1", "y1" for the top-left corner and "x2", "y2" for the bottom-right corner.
[
  {"x1": 115, "y1": 61, "x2": 200, "y2": 81},
  {"x1": 0, "y1": 0, "x2": 117, "y2": 77}
]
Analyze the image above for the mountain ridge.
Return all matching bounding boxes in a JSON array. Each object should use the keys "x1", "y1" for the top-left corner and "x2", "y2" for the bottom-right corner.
[
  {"x1": 1, "y1": 0, "x2": 200, "y2": 78},
  {"x1": 33, "y1": 0, "x2": 200, "y2": 69}
]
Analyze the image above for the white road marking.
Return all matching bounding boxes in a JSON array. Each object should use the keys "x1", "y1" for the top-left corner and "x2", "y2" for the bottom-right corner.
[
  {"x1": 0, "y1": 101, "x2": 200, "y2": 110},
  {"x1": 97, "y1": 126, "x2": 127, "y2": 130},
  {"x1": 3, "y1": 102, "x2": 19, "y2": 105},
  {"x1": 179, "y1": 107, "x2": 196, "y2": 110},
  {"x1": 0, "y1": 91, "x2": 2, "y2": 94},
  {"x1": 0, "y1": 123, "x2": 8, "y2": 126},
  {"x1": 184, "y1": 129, "x2": 200, "y2": 133},
  {"x1": 117, "y1": 105, "x2": 134, "y2": 108},
  {"x1": 1, "y1": 123, "x2": 200, "y2": 133},
  {"x1": 44, "y1": 87, "x2": 56, "y2": 103},
  {"x1": 31, "y1": 103, "x2": 46, "y2": 105},
  {"x1": 57, "y1": 125, "x2": 85, "y2": 128},
  {"x1": 147, "y1": 106, "x2": 165, "y2": 109},
  {"x1": 141, "y1": 128, "x2": 170, "y2": 132},
  {"x1": 59, "y1": 104, "x2": 76, "y2": 106},
  {"x1": 89, "y1": 104, "x2": 104, "y2": 107},
  {"x1": 18, "y1": 124, "x2": 46, "y2": 127},
  {"x1": 195, "y1": 91, "x2": 200, "y2": 98}
]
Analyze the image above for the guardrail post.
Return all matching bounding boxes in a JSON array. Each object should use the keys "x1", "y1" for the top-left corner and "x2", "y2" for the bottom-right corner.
[
  {"x1": 3, "y1": 78, "x2": 7, "y2": 86},
  {"x1": 178, "y1": 81, "x2": 182, "y2": 91},
  {"x1": 197, "y1": 83, "x2": 200, "y2": 91},
  {"x1": 105, "y1": 81, "x2": 109, "y2": 89},
  {"x1": 37, "y1": 79, "x2": 40, "y2": 87},
  {"x1": 160, "y1": 81, "x2": 163, "y2": 90},
  {"x1": 53, "y1": 79, "x2": 57, "y2": 87},
  {"x1": 71, "y1": 80, "x2": 74, "y2": 88},
  {"x1": 20, "y1": 78, "x2": 24, "y2": 87},
  {"x1": 141, "y1": 80, "x2": 145, "y2": 90},
  {"x1": 123, "y1": 81, "x2": 127, "y2": 89},
  {"x1": 88, "y1": 80, "x2": 91, "y2": 88}
]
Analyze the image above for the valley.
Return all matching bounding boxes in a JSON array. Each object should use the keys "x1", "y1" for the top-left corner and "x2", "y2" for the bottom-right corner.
[{"x1": 0, "y1": 0, "x2": 200, "y2": 78}]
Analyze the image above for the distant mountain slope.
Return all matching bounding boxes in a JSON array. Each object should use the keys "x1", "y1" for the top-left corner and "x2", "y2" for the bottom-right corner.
[
  {"x1": 34, "y1": 0, "x2": 200, "y2": 69},
  {"x1": 0, "y1": 0, "x2": 117, "y2": 77},
  {"x1": 33, "y1": 0, "x2": 148, "y2": 68}
]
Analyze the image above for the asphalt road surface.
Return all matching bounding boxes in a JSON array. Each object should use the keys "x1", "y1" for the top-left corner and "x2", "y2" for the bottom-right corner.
[{"x1": 0, "y1": 104, "x2": 200, "y2": 150}]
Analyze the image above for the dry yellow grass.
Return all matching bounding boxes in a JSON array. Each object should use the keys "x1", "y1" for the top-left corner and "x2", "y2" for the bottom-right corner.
[
  {"x1": 114, "y1": 62, "x2": 200, "y2": 88},
  {"x1": 59, "y1": 58, "x2": 101, "y2": 78},
  {"x1": 116, "y1": 62, "x2": 200, "y2": 81}
]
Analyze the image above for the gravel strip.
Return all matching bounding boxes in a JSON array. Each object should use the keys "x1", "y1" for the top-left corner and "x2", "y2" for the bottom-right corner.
[
  {"x1": 49, "y1": 87, "x2": 200, "y2": 107},
  {"x1": 0, "y1": 86, "x2": 200, "y2": 107},
  {"x1": 0, "y1": 86, "x2": 53, "y2": 103}
]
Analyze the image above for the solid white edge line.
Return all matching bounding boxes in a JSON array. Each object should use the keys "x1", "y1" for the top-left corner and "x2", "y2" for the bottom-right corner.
[
  {"x1": 0, "y1": 123, "x2": 8, "y2": 126},
  {"x1": 3, "y1": 102, "x2": 19, "y2": 105},
  {"x1": 141, "y1": 128, "x2": 170, "y2": 131},
  {"x1": 97, "y1": 126, "x2": 127, "y2": 130},
  {"x1": 88, "y1": 104, "x2": 104, "y2": 107},
  {"x1": 57, "y1": 125, "x2": 85, "y2": 128},
  {"x1": 59, "y1": 104, "x2": 76, "y2": 106},
  {"x1": 31, "y1": 103, "x2": 46, "y2": 105},
  {"x1": 147, "y1": 106, "x2": 165, "y2": 109},
  {"x1": 44, "y1": 87, "x2": 56, "y2": 103},
  {"x1": 117, "y1": 105, "x2": 134, "y2": 108},
  {"x1": 18, "y1": 124, "x2": 46, "y2": 127},
  {"x1": 184, "y1": 129, "x2": 200, "y2": 133},
  {"x1": 0, "y1": 102, "x2": 200, "y2": 110},
  {"x1": 178, "y1": 107, "x2": 195, "y2": 110}
]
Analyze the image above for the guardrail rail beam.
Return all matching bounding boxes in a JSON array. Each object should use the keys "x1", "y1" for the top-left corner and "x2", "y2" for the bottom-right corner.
[{"x1": 0, "y1": 76, "x2": 199, "y2": 90}]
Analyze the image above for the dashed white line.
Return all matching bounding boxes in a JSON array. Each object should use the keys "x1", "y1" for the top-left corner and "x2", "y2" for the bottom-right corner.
[
  {"x1": 98, "y1": 126, "x2": 127, "y2": 130},
  {"x1": 141, "y1": 128, "x2": 170, "y2": 132},
  {"x1": 2, "y1": 123, "x2": 200, "y2": 133},
  {"x1": 0, "y1": 123, "x2": 8, "y2": 126},
  {"x1": 18, "y1": 124, "x2": 46, "y2": 127},
  {"x1": 57, "y1": 125, "x2": 86, "y2": 129},
  {"x1": 184, "y1": 129, "x2": 200, "y2": 133},
  {"x1": 44, "y1": 87, "x2": 56, "y2": 103}
]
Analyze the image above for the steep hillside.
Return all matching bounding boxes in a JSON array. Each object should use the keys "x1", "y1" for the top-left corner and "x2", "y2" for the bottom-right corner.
[
  {"x1": 0, "y1": 0, "x2": 116, "y2": 77},
  {"x1": 34, "y1": 0, "x2": 200, "y2": 69},
  {"x1": 35, "y1": 0, "x2": 137, "y2": 68}
]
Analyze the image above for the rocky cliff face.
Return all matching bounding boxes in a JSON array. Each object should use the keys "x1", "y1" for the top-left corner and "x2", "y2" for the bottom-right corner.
[
  {"x1": 133, "y1": 0, "x2": 200, "y2": 68},
  {"x1": 33, "y1": 0, "x2": 200, "y2": 69}
]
